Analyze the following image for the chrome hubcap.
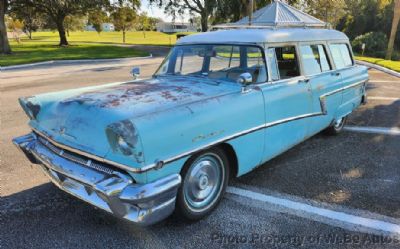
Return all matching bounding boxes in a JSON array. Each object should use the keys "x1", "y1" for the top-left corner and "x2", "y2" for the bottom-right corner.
[
  {"x1": 183, "y1": 154, "x2": 224, "y2": 212},
  {"x1": 334, "y1": 118, "x2": 344, "y2": 129}
]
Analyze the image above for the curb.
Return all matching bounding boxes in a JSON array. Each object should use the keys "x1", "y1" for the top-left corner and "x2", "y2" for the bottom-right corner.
[
  {"x1": 1, "y1": 54, "x2": 153, "y2": 71},
  {"x1": 356, "y1": 60, "x2": 400, "y2": 78}
]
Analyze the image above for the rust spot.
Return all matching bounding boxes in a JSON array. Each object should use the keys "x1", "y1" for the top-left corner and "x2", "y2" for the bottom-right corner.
[
  {"x1": 61, "y1": 81, "x2": 206, "y2": 108},
  {"x1": 160, "y1": 91, "x2": 178, "y2": 101}
]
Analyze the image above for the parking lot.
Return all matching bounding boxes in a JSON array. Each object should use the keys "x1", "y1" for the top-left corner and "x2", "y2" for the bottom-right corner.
[{"x1": 1, "y1": 57, "x2": 400, "y2": 248}]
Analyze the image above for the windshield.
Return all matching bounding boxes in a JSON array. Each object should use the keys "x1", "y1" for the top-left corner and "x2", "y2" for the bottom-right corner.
[{"x1": 155, "y1": 44, "x2": 268, "y2": 83}]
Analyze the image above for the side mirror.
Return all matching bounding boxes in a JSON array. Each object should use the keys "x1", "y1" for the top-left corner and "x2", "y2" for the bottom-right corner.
[
  {"x1": 131, "y1": 67, "x2": 141, "y2": 79},
  {"x1": 237, "y1": 73, "x2": 253, "y2": 85}
]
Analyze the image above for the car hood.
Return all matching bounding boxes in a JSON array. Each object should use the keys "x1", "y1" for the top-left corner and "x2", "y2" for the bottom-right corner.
[{"x1": 24, "y1": 77, "x2": 238, "y2": 161}]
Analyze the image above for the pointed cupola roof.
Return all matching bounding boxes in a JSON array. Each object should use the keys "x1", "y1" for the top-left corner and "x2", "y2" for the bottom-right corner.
[{"x1": 214, "y1": 0, "x2": 327, "y2": 29}]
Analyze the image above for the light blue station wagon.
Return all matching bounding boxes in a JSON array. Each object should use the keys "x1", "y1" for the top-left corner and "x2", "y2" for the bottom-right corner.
[{"x1": 13, "y1": 28, "x2": 369, "y2": 225}]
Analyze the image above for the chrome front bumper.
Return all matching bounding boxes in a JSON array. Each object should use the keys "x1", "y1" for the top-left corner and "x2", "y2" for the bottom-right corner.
[{"x1": 13, "y1": 133, "x2": 181, "y2": 226}]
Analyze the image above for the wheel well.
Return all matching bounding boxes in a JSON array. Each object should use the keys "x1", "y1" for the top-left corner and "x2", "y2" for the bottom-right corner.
[{"x1": 218, "y1": 143, "x2": 238, "y2": 179}]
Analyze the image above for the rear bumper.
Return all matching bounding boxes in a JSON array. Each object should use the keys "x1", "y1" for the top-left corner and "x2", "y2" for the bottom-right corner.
[{"x1": 13, "y1": 133, "x2": 181, "y2": 226}]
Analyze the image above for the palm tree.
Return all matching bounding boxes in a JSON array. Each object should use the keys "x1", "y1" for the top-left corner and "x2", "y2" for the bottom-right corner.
[{"x1": 386, "y1": 0, "x2": 400, "y2": 60}]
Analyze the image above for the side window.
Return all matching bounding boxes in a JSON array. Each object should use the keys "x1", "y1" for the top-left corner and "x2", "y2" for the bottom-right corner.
[
  {"x1": 267, "y1": 46, "x2": 300, "y2": 80},
  {"x1": 329, "y1": 44, "x2": 354, "y2": 69},
  {"x1": 209, "y1": 46, "x2": 240, "y2": 71},
  {"x1": 246, "y1": 46, "x2": 267, "y2": 83},
  {"x1": 300, "y1": 44, "x2": 332, "y2": 75}
]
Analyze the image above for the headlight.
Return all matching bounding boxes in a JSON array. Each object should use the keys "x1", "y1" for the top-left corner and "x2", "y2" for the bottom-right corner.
[{"x1": 117, "y1": 135, "x2": 132, "y2": 155}]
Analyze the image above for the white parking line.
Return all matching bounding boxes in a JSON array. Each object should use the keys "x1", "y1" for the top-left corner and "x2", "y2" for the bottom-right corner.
[
  {"x1": 227, "y1": 186, "x2": 400, "y2": 236},
  {"x1": 369, "y1": 80, "x2": 400, "y2": 83},
  {"x1": 368, "y1": 97, "x2": 400, "y2": 101},
  {"x1": 344, "y1": 126, "x2": 400, "y2": 136}
]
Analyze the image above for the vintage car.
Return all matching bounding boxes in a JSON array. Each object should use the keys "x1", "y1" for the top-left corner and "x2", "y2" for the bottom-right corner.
[{"x1": 13, "y1": 28, "x2": 368, "y2": 225}]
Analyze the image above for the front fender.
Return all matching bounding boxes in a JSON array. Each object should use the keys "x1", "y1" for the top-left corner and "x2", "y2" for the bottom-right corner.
[{"x1": 134, "y1": 88, "x2": 266, "y2": 183}]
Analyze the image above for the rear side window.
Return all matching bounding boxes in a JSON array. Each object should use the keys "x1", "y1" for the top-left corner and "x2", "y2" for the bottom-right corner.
[
  {"x1": 267, "y1": 46, "x2": 300, "y2": 80},
  {"x1": 329, "y1": 44, "x2": 353, "y2": 69},
  {"x1": 300, "y1": 44, "x2": 331, "y2": 75}
]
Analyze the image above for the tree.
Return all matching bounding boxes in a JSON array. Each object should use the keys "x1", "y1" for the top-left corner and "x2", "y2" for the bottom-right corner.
[
  {"x1": 150, "y1": 0, "x2": 218, "y2": 32},
  {"x1": 10, "y1": 4, "x2": 43, "y2": 39},
  {"x1": 6, "y1": 15, "x2": 23, "y2": 43},
  {"x1": 111, "y1": 6, "x2": 137, "y2": 43},
  {"x1": 88, "y1": 9, "x2": 108, "y2": 34},
  {"x1": 303, "y1": 0, "x2": 347, "y2": 28},
  {"x1": 64, "y1": 15, "x2": 86, "y2": 37},
  {"x1": 0, "y1": 0, "x2": 11, "y2": 54},
  {"x1": 12, "y1": 0, "x2": 108, "y2": 46},
  {"x1": 386, "y1": 0, "x2": 400, "y2": 59}
]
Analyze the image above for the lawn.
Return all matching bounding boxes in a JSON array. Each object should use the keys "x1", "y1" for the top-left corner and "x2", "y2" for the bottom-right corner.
[
  {"x1": 26, "y1": 31, "x2": 184, "y2": 46},
  {"x1": 0, "y1": 31, "x2": 187, "y2": 67},
  {"x1": 355, "y1": 56, "x2": 400, "y2": 73}
]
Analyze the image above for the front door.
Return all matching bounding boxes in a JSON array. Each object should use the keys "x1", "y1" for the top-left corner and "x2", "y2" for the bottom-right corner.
[{"x1": 260, "y1": 45, "x2": 314, "y2": 163}]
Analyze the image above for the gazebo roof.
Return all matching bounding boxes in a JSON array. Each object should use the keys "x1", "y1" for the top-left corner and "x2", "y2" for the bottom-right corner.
[{"x1": 214, "y1": 0, "x2": 327, "y2": 29}]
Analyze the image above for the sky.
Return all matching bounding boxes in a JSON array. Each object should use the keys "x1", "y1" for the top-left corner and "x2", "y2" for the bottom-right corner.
[{"x1": 139, "y1": 0, "x2": 191, "y2": 22}]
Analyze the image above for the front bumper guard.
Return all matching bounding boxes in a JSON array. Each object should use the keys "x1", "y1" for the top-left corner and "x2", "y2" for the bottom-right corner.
[{"x1": 13, "y1": 133, "x2": 181, "y2": 226}]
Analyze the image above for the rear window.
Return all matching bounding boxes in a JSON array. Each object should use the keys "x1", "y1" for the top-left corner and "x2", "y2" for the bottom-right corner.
[
  {"x1": 329, "y1": 44, "x2": 353, "y2": 69},
  {"x1": 300, "y1": 45, "x2": 331, "y2": 75}
]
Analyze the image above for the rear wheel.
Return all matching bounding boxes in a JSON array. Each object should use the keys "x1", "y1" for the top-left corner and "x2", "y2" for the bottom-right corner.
[
  {"x1": 175, "y1": 148, "x2": 229, "y2": 221},
  {"x1": 324, "y1": 117, "x2": 347, "y2": 136}
]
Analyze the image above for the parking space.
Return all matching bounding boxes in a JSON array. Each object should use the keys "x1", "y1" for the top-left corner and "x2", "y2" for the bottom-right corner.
[{"x1": 1, "y1": 62, "x2": 400, "y2": 248}]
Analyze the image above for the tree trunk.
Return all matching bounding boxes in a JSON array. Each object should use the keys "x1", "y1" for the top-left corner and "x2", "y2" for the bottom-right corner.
[
  {"x1": 55, "y1": 16, "x2": 68, "y2": 46},
  {"x1": 386, "y1": 0, "x2": 400, "y2": 60},
  {"x1": 123, "y1": 30, "x2": 126, "y2": 43},
  {"x1": 200, "y1": 13, "x2": 208, "y2": 32},
  {"x1": 0, "y1": 0, "x2": 11, "y2": 54}
]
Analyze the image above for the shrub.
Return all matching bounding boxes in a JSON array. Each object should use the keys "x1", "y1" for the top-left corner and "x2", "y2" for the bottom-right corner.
[{"x1": 352, "y1": 32, "x2": 388, "y2": 58}]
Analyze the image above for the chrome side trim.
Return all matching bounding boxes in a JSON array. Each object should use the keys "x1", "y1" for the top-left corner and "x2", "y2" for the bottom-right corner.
[
  {"x1": 152, "y1": 80, "x2": 367, "y2": 169},
  {"x1": 32, "y1": 128, "x2": 146, "y2": 173},
  {"x1": 31, "y1": 80, "x2": 366, "y2": 174}
]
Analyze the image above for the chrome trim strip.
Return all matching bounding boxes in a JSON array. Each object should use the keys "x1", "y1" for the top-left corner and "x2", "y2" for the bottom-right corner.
[
  {"x1": 32, "y1": 128, "x2": 145, "y2": 173},
  {"x1": 154, "y1": 80, "x2": 367, "y2": 169},
  {"x1": 32, "y1": 80, "x2": 366, "y2": 173}
]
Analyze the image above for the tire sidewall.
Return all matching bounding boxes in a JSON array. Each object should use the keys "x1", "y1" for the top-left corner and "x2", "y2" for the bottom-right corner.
[
  {"x1": 334, "y1": 117, "x2": 346, "y2": 133},
  {"x1": 176, "y1": 147, "x2": 230, "y2": 221}
]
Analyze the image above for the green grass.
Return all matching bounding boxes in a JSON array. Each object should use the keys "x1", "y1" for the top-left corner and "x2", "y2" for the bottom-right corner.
[
  {"x1": 355, "y1": 56, "x2": 400, "y2": 72},
  {"x1": 18, "y1": 31, "x2": 187, "y2": 46},
  {"x1": 0, "y1": 31, "x2": 191, "y2": 66}
]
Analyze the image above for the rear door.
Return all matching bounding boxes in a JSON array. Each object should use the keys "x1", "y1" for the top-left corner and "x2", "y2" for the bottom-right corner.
[
  {"x1": 298, "y1": 43, "x2": 342, "y2": 135},
  {"x1": 260, "y1": 45, "x2": 314, "y2": 163}
]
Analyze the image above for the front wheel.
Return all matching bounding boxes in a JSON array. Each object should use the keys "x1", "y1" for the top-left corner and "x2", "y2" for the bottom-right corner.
[
  {"x1": 324, "y1": 117, "x2": 347, "y2": 136},
  {"x1": 175, "y1": 148, "x2": 229, "y2": 221}
]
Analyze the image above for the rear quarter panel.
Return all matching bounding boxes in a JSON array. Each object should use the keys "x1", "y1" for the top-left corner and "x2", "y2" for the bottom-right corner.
[{"x1": 336, "y1": 65, "x2": 369, "y2": 119}]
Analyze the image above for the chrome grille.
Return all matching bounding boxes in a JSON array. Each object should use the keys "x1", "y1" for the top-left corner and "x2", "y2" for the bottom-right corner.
[{"x1": 37, "y1": 135, "x2": 115, "y2": 175}]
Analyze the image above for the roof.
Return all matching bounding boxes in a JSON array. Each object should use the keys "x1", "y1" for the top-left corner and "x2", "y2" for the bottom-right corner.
[
  {"x1": 177, "y1": 28, "x2": 349, "y2": 45},
  {"x1": 214, "y1": 0, "x2": 327, "y2": 29}
]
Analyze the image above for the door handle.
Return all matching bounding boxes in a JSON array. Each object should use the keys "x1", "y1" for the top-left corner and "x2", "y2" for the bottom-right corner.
[
  {"x1": 298, "y1": 78, "x2": 310, "y2": 84},
  {"x1": 332, "y1": 72, "x2": 341, "y2": 77}
]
